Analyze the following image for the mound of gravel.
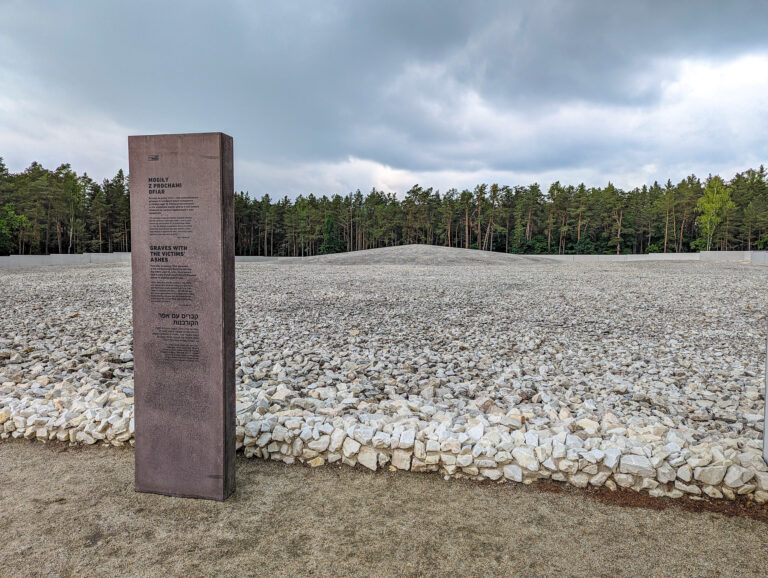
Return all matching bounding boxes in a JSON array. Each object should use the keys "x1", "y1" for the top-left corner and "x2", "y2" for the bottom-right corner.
[
  {"x1": 277, "y1": 244, "x2": 555, "y2": 266},
  {"x1": 0, "y1": 249, "x2": 766, "y2": 501}
]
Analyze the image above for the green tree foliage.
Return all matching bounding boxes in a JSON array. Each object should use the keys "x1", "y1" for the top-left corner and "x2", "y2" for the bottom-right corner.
[
  {"x1": 0, "y1": 203, "x2": 29, "y2": 255},
  {"x1": 225, "y1": 171, "x2": 766, "y2": 257},
  {"x1": 0, "y1": 158, "x2": 130, "y2": 255},
  {"x1": 696, "y1": 176, "x2": 736, "y2": 251},
  {"x1": 2, "y1": 156, "x2": 768, "y2": 256},
  {"x1": 319, "y1": 212, "x2": 344, "y2": 254}
]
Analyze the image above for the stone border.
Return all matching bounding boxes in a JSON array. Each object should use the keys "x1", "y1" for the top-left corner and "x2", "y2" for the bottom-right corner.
[
  {"x1": 2, "y1": 410, "x2": 765, "y2": 503},
  {"x1": 1, "y1": 250, "x2": 766, "y2": 269},
  {"x1": 538, "y1": 251, "x2": 755, "y2": 263},
  {"x1": 0, "y1": 253, "x2": 132, "y2": 269},
  {"x1": 231, "y1": 411, "x2": 767, "y2": 503}
]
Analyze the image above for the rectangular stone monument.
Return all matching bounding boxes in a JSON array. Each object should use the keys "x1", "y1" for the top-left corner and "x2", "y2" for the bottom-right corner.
[{"x1": 128, "y1": 133, "x2": 235, "y2": 500}]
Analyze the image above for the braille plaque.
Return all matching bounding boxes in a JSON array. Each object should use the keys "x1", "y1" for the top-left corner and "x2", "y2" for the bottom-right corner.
[{"x1": 129, "y1": 133, "x2": 235, "y2": 500}]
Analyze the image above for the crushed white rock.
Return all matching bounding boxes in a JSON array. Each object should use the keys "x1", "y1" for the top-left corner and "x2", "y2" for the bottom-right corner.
[{"x1": 0, "y1": 253, "x2": 766, "y2": 503}]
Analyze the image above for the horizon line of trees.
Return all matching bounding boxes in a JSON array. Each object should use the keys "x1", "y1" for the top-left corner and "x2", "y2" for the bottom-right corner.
[{"x1": 2, "y1": 156, "x2": 767, "y2": 256}]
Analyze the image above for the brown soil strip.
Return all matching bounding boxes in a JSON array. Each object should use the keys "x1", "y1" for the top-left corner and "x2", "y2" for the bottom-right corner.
[{"x1": 2, "y1": 438, "x2": 768, "y2": 576}]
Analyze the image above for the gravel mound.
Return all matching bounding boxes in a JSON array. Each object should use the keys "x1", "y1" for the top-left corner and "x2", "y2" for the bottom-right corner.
[
  {"x1": 0, "y1": 250, "x2": 766, "y2": 502},
  {"x1": 278, "y1": 244, "x2": 555, "y2": 265}
]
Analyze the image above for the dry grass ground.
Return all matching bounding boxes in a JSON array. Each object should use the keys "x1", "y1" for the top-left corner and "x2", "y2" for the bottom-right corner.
[{"x1": 1, "y1": 440, "x2": 766, "y2": 576}]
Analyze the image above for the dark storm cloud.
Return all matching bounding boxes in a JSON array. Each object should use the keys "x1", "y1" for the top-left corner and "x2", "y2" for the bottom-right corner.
[{"x1": 1, "y1": 0, "x2": 767, "y2": 193}]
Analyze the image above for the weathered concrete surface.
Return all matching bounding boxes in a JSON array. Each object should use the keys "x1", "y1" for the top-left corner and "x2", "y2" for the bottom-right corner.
[{"x1": 0, "y1": 441, "x2": 766, "y2": 576}]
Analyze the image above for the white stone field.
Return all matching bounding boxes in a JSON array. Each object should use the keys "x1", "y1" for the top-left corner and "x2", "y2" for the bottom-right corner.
[{"x1": 1, "y1": 245, "x2": 766, "y2": 501}]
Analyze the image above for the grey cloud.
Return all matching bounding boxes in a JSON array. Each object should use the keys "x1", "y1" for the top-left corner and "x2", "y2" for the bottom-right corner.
[{"x1": 1, "y1": 0, "x2": 767, "y2": 193}]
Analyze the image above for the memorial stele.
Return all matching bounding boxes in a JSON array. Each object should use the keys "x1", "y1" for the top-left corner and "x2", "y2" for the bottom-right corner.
[{"x1": 128, "y1": 133, "x2": 235, "y2": 500}]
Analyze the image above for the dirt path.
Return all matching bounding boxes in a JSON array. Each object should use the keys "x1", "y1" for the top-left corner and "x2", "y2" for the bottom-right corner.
[{"x1": 1, "y1": 441, "x2": 766, "y2": 576}]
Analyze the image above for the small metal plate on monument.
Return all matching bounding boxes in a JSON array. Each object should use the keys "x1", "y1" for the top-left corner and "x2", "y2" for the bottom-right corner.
[{"x1": 129, "y1": 133, "x2": 235, "y2": 500}]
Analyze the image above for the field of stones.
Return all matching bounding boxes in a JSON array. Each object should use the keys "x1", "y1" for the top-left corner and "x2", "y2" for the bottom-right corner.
[{"x1": 1, "y1": 246, "x2": 766, "y2": 502}]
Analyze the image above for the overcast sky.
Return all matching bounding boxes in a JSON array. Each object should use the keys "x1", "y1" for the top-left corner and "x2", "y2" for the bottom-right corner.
[{"x1": 1, "y1": 1, "x2": 767, "y2": 197}]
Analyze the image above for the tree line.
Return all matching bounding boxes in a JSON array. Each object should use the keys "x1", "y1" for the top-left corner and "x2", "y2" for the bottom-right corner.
[
  {"x1": 0, "y1": 158, "x2": 129, "y2": 255},
  {"x1": 2, "y1": 156, "x2": 767, "y2": 256}
]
